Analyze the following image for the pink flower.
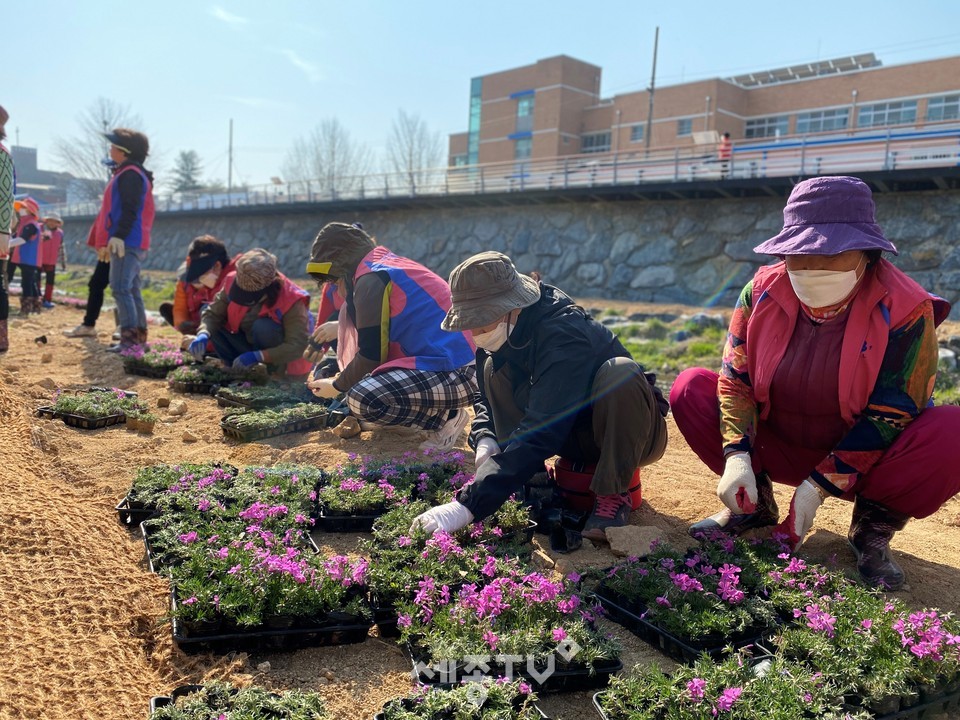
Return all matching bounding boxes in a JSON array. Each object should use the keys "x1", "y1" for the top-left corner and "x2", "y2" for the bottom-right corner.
[
  {"x1": 552, "y1": 627, "x2": 568, "y2": 642},
  {"x1": 518, "y1": 682, "x2": 532, "y2": 695},
  {"x1": 178, "y1": 531, "x2": 198, "y2": 544},
  {"x1": 482, "y1": 630, "x2": 499, "y2": 650},
  {"x1": 687, "y1": 677, "x2": 706, "y2": 702},
  {"x1": 715, "y1": 686, "x2": 742, "y2": 712}
]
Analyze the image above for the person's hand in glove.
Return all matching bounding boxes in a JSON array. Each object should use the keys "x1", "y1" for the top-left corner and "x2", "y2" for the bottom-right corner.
[
  {"x1": 188, "y1": 333, "x2": 209, "y2": 362},
  {"x1": 232, "y1": 350, "x2": 263, "y2": 369},
  {"x1": 716, "y1": 452, "x2": 757, "y2": 514},
  {"x1": 107, "y1": 236, "x2": 126, "y2": 258},
  {"x1": 410, "y1": 500, "x2": 474, "y2": 535},
  {"x1": 773, "y1": 479, "x2": 825, "y2": 551},
  {"x1": 475, "y1": 437, "x2": 500, "y2": 469},
  {"x1": 307, "y1": 375, "x2": 341, "y2": 399}
]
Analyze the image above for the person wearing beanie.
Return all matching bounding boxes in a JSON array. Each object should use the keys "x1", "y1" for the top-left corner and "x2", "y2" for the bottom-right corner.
[
  {"x1": 189, "y1": 248, "x2": 312, "y2": 377},
  {"x1": 670, "y1": 176, "x2": 960, "y2": 590},
  {"x1": 8, "y1": 196, "x2": 44, "y2": 315},
  {"x1": 409, "y1": 251, "x2": 669, "y2": 538},
  {"x1": 87, "y1": 128, "x2": 155, "y2": 352},
  {"x1": 303, "y1": 222, "x2": 477, "y2": 450},
  {"x1": 40, "y1": 211, "x2": 65, "y2": 309},
  {"x1": 0, "y1": 105, "x2": 13, "y2": 350},
  {"x1": 159, "y1": 235, "x2": 239, "y2": 339}
]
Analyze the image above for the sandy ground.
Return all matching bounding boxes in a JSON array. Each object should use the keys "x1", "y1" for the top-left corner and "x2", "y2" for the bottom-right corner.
[{"x1": 0, "y1": 302, "x2": 958, "y2": 720}]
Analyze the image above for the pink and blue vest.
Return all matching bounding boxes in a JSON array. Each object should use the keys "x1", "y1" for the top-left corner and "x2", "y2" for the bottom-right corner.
[
  {"x1": 89, "y1": 164, "x2": 155, "y2": 250},
  {"x1": 41, "y1": 227, "x2": 63, "y2": 266},
  {"x1": 338, "y1": 246, "x2": 475, "y2": 374},
  {"x1": 12, "y1": 216, "x2": 42, "y2": 267},
  {"x1": 746, "y1": 259, "x2": 949, "y2": 425}
]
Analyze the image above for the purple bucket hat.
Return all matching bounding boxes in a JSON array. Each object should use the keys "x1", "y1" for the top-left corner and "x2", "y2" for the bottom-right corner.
[{"x1": 753, "y1": 176, "x2": 898, "y2": 256}]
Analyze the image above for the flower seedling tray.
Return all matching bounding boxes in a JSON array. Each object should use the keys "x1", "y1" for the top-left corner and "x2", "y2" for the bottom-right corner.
[
  {"x1": 373, "y1": 697, "x2": 552, "y2": 720},
  {"x1": 170, "y1": 590, "x2": 373, "y2": 654},
  {"x1": 592, "y1": 581, "x2": 774, "y2": 663},
  {"x1": 121, "y1": 359, "x2": 174, "y2": 379},
  {"x1": 115, "y1": 496, "x2": 156, "y2": 527},
  {"x1": 371, "y1": 597, "x2": 401, "y2": 638},
  {"x1": 169, "y1": 379, "x2": 219, "y2": 395},
  {"x1": 220, "y1": 414, "x2": 328, "y2": 442},
  {"x1": 149, "y1": 685, "x2": 205, "y2": 714},
  {"x1": 406, "y1": 643, "x2": 622, "y2": 694},
  {"x1": 36, "y1": 406, "x2": 126, "y2": 430},
  {"x1": 315, "y1": 504, "x2": 389, "y2": 533}
]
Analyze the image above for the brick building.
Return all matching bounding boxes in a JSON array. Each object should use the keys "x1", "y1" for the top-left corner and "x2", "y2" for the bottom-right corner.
[{"x1": 448, "y1": 53, "x2": 960, "y2": 166}]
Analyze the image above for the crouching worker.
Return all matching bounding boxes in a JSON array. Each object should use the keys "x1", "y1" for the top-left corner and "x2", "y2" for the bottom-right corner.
[
  {"x1": 669, "y1": 176, "x2": 960, "y2": 590},
  {"x1": 160, "y1": 234, "x2": 238, "y2": 338},
  {"x1": 303, "y1": 222, "x2": 477, "y2": 450},
  {"x1": 411, "y1": 252, "x2": 669, "y2": 540},
  {"x1": 189, "y1": 248, "x2": 312, "y2": 378}
]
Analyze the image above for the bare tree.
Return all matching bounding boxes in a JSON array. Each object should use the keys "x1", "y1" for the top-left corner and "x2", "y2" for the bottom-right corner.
[
  {"x1": 54, "y1": 98, "x2": 144, "y2": 200},
  {"x1": 384, "y1": 110, "x2": 443, "y2": 194},
  {"x1": 281, "y1": 118, "x2": 372, "y2": 198}
]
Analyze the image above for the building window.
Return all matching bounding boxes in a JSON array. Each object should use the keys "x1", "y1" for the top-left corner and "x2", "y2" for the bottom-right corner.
[
  {"x1": 796, "y1": 108, "x2": 849, "y2": 134},
  {"x1": 467, "y1": 77, "x2": 482, "y2": 166},
  {"x1": 516, "y1": 96, "x2": 534, "y2": 133},
  {"x1": 926, "y1": 94, "x2": 960, "y2": 122},
  {"x1": 857, "y1": 100, "x2": 917, "y2": 128},
  {"x1": 581, "y1": 132, "x2": 611, "y2": 154},
  {"x1": 677, "y1": 118, "x2": 693, "y2": 137},
  {"x1": 514, "y1": 137, "x2": 532, "y2": 160},
  {"x1": 452, "y1": 154, "x2": 468, "y2": 167},
  {"x1": 629, "y1": 124, "x2": 644, "y2": 143},
  {"x1": 745, "y1": 115, "x2": 790, "y2": 139}
]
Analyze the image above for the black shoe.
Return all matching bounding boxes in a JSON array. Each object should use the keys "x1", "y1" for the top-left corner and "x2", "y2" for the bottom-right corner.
[{"x1": 848, "y1": 496, "x2": 909, "y2": 590}]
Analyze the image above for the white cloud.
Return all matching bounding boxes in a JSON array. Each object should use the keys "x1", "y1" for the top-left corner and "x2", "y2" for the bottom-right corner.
[
  {"x1": 279, "y1": 49, "x2": 322, "y2": 83},
  {"x1": 209, "y1": 5, "x2": 249, "y2": 25}
]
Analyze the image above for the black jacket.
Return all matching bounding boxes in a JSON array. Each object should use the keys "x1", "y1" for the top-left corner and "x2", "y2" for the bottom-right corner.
[{"x1": 459, "y1": 283, "x2": 663, "y2": 520}]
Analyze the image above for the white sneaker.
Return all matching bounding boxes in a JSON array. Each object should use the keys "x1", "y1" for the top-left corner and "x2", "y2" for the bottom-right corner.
[
  {"x1": 419, "y1": 408, "x2": 470, "y2": 452},
  {"x1": 63, "y1": 324, "x2": 97, "y2": 338}
]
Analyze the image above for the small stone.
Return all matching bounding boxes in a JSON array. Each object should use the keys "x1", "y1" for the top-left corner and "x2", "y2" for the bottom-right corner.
[
  {"x1": 202, "y1": 435, "x2": 213, "y2": 443},
  {"x1": 156, "y1": 397, "x2": 171, "y2": 408},
  {"x1": 40, "y1": 352, "x2": 53, "y2": 363},
  {"x1": 182, "y1": 430, "x2": 199, "y2": 443},
  {"x1": 532, "y1": 549, "x2": 555, "y2": 570},
  {"x1": 606, "y1": 525, "x2": 664, "y2": 558},
  {"x1": 256, "y1": 661, "x2": 271, "y2": 673},
  {"x1": 35, "y1": 377, "x2": 58, "y2": 391},
  {"x1": 167, "y1": 400, "x2": 187, "y2": 416},
  {"x1": 334, "y1": 416, "x2": 361, "y2": 438},
  {"x1": 323, "y1": 670, "x2": 335, "y2": 680}
]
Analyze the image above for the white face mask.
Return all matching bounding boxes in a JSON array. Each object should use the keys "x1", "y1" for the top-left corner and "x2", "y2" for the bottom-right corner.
[
  {"x1": 472, "y1": 321, "x2": 510, "y2": 352},
  {"x1": 198, "y1": 270, "x2": 219, "y2": 289},
  {"x1": 787, "y1": 257, "x2": 864, "y2": 308}
]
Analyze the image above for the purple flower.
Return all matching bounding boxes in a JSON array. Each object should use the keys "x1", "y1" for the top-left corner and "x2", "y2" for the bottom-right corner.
[
  {"x1": 178, "y1": 531, "x2": 198, "y2": 544},
  {"x1": 182, "y1": 596, "x2": 197, "y2": 605},
  {"x1": 687, "y1": 677, "x2": 706, "y2": 702},
  {"x1": 552, "y1": 627, "x2": 568, "y2": 642},
  {"x1": 397, "y1": 614, "x2": 412, "y2": 628},
  {"x1": 715, "y1": 686, "x2": 742, "y2": 712},
  {"x1": 482, "y1": 630, "x2": 499, "y2": 650},
  {"x1": 518, "y1": 682, "x2": 532, "y2": 695}
]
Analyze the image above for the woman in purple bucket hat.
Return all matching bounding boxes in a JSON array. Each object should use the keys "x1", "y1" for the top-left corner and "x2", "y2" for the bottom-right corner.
[{"x1": 670, "y1": 175, "x2": 960, "y2": 590}]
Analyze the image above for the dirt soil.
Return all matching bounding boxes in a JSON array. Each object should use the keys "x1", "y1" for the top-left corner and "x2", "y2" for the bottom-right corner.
[{"x1": 1, "y1": 302, "x2": 959, "y2": 720}]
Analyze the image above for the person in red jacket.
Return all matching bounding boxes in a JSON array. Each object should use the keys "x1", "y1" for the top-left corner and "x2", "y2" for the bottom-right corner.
[
  {"x1": 40, "y1": 211, "x2": 65, "y2": 309},
  {"x1": 8, "y1": 196, "x2": 43, "y2": 315},
  {"x1": 158, "y1": 235, "x2": 238, "y2": 339},
  {"x1": 670, "y1": 176, "x2": 960, "y2": 589}
]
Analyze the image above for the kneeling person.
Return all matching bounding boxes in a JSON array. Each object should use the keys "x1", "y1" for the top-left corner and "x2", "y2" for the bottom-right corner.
[{"x1": 412, "y1": 252, "x2": 669, "y2": 540}]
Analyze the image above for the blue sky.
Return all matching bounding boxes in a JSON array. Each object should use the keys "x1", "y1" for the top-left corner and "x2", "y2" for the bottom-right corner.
[{"x1": 7, "y1": 0, "x2": 960, "y2": 189}]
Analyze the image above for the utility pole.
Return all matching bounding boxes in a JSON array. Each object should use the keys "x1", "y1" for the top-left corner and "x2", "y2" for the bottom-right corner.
[
  {"x1": 227, "y1": 118, "x2": 234, "y2": 206},
  {"x1": 644, "y1": 26, "x2": 659, "y2": 156}
]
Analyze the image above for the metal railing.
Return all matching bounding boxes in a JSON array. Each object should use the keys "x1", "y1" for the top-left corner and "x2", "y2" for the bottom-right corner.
[{"x1": 51, "y1": 123, "x2": 960, "y2": 217}]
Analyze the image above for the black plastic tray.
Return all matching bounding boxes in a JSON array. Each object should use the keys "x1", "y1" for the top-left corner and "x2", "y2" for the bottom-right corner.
[
  {"x1": 169, "y1": 379, "x2": 219, "y2": 394},
  {"x1": 592, "y1": 687, "x2": 960, "y2": 720},
  {"x1": 373, "y1": 696, "x2": 551, "y2": 720},
  {"x1": 171, "y1": 590, "x2": 372, "y2": 654},
  {"x1": 220, "y1": 414, "x2": 328, "y2": 442},
  {"x1": 115, "y1": 496, "x2": 155, "y2": 527},
  {"x1": 407, "y1": 642, "x2": 622, "y2": 693},
  {"x1": 122, "y1": 360, "x2": 175, "y2": 379},
  {"x1": 593, "y1": 581, "x2": 774, "y2": 663},
  {"x1": 371, "y1": 597, "x2": 401, "y2": 638},
  {"x1": 315, "y1": 505, "x2": 389, "y2": 533},
  {"x1": 36, "y1": 406, "x2": 126, "y2": 429}
]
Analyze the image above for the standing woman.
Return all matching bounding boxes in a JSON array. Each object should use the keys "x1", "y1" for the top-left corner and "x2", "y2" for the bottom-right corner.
[
  {"x1": 40, "y1": 211, "x2": 65, "y2": 308},
  {"x1": 670, "y1": 176, "x2": 960, "y2": 589},
  {"x1": 94, "y1": 128, "x2": 155, "y2": 352},
  {"x1": 0, "y1": 105, "x2": 13, "y2": 351},
  {"x1": 9, "y1": 196, "x2": 43, "y2": 315}
]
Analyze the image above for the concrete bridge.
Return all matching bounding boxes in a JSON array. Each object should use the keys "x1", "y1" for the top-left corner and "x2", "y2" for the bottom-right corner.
[{"x1": 63, "y1": 168, "x2": 960, "y2": 316}]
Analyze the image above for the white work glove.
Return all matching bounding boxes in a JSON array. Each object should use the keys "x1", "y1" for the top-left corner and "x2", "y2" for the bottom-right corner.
[
  {"x1": 774, "y1": 479, "x2": 825, "y2": 551},
  {"x1": 0, "y1": 232, "x2": 9, "y2": 255},
  {"x1": 475, "y1": 437, "x2": 500, "y2": 469},
  {"x1": 716, "y1": 453, "x2": 758, "y2": 514},
  {"x1": 107, "y1": 236, "x2": 126, "y2": 258},
  {"x1": 410, "y1": 500, "x2": 474, "y2": 535},
  {"x1": 307, "y1": 375, "x2": 342, "y2": 399},
  {"x1": 312, "y1": 320, "x2": 338, "y2": 343}
]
